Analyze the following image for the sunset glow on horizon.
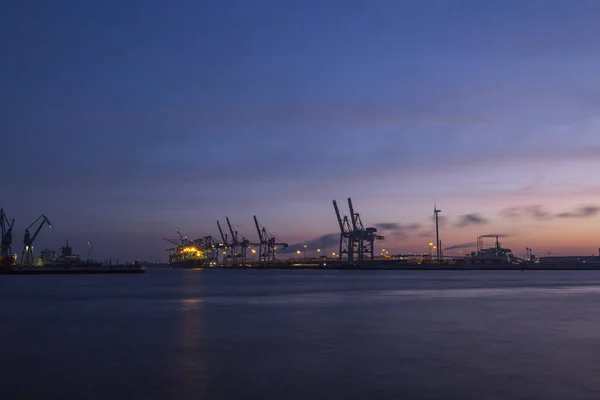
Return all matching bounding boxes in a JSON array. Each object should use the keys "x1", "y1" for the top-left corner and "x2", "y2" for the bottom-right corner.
[{"x1": 4, "y1": 1, "x2": 600, "y2": 260}]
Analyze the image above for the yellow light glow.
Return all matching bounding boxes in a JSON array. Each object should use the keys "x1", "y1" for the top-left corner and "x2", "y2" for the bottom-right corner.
[{"x1": 182, "y1": 246, "x2": 199, "y2": 253}]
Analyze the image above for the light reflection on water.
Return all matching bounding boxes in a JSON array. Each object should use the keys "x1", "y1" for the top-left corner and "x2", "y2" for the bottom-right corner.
[{"x1": 3, "y1": 270, "x2": 600, "y2": 399}]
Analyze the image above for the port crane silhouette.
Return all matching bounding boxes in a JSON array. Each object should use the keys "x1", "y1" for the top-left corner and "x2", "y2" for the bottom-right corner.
[
  {"x1": 253, "y1": 215, "x2": 288, "y2": 262},
  {"x1": 333, "y1": 198, "x2": 383, "y2": 262},
  {"x1": 22, "y1": 214, "x2": 53, "y2": 265},
  {"x1": 1, "y1": 208, "x2": 15, "y2": 261}
]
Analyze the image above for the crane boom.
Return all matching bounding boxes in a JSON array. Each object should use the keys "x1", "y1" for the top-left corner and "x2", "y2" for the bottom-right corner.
[
  {"x1": 333, "y1": 200, "x2": 346, "y2": 233},
  {"x1": 22, "y1": 214, "x2": 53, "y2": 265},
  {"x1": 348, "y1": 198, "x2": 358, "y2": 231},
  {"x1": 226, "y1": 217, "x2": 237, "y2": 244},
  {"x1": 253, "y1": 215, "x2": 263, "y2": 242},
  {"x1": 28, "y1": 215, "x2": 53, "y2": 243},
  {"x1": 217, "y1": 220, "x2": 228, "y2": 244}
]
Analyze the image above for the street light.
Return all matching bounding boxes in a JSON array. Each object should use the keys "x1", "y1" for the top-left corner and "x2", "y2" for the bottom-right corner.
[
  {"x1": 303, "y1": 244, "x2": 307, "y2": 262},
  {"x1": 296, "y1": 249, "x2": 301, "y2": 261}
]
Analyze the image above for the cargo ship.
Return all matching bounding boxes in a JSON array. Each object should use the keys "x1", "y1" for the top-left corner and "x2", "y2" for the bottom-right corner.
[{"x1": 168, "y1": 245, "x2": 210, "y2": 268}]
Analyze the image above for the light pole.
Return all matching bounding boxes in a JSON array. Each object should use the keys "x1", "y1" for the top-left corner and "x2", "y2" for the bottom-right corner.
[
  {"x1": 296, "y1": 250, "x2": 301, "y2": 261},
  {"x1": 87, "y1": 242, "x2": 92, "y2": 263},
  {"x1": 303, "y1": 245, "x2": 307, "y2": 262},
  {"x1": 434, "y1": 205, "x2": 441, "y2": 262}
]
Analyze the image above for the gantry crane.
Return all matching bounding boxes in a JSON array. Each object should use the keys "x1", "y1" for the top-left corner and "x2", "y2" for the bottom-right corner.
[
  {"x1": 216, "y1": 220, "x2": 230, "y2": 262},
  {"x1": 333, "y1": 200, "x2": 353, "y2": 261},
  {"x1": 226, "y1": 217, "x2": 250, "y2": 263},
  {"x1": 22, "y1": 214, "x2": 53, "y2": 265},
  {"x1": 1, "y1": 208, "x2": 15, "y2": 264},
  {"x1": 253, "y1": 215, "x2": 288, "y2": 262},
  {"x1": 333, "y1": 198, "x2": 383, "y2": 263},
  {"x1": 196, "y1": 236, "x2": 222, "y2": 263}
]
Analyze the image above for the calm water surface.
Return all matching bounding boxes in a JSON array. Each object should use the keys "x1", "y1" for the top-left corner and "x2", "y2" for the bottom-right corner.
[{"x1": 2, "y1": 269, "x2": 600, "y2": 399}]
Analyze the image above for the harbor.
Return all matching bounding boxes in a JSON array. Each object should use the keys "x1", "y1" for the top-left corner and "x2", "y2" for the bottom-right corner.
[
  {"x1": 0, "y1": 208, "x2": 145, "y2": 275},
  {"x1": 163, "y1": 198, "x2": 600, "y2": 271}
]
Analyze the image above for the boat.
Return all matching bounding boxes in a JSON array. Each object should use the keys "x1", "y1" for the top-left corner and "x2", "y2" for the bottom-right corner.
[
  {"x1": 38, "y1": 240, "x2": 103, "y2": 267},
  {"x1": 168, "y1": 245, "x2": 210, "y2": 268},
  {"x1": 0, "y1": 239, "x2": 147, "y2": 275},
  {"x1": 469, "y1": 235, "x2": 523, "y2": 264}
]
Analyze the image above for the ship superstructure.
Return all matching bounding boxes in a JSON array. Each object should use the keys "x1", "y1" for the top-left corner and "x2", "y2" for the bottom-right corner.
[{"x1": 470, "y1": 235, "x2": 521, "y2": 263}]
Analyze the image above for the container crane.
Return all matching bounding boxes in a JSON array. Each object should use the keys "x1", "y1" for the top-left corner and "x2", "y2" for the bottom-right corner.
[
  {"x1": 1, "y1": 208, "x2": 15, "y2": 266},
  {"x1": 333, "y1": 200, "x2": 353, "y2": 262},
  {"x1": 196, "y1": 235, "x2": 222, "y2": 263},
  {"x1": 22, "y1": 214, "x2": 53, "y2": 265},
  {"x1": 333, "y1": 198, "x2": 383, "y2": 263},
  {"x1": 217, "y1": 220, "x2": 230, "y2": 261},
  {"x1": 226, "y1": 217, "x2": 250, "y2": 264},
  {"x1": 253, "y1": 215, "x2": 288, "y2": 262}
]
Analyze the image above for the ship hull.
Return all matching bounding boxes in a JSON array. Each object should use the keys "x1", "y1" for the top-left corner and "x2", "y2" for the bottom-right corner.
[{"x1": 169, "y1": 259, "x2": 208, "y2": 269}]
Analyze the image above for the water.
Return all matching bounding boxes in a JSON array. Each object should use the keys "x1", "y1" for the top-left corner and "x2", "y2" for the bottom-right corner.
[{"x1": 2, "y1": 269, "x2": 600, "y2": 399}]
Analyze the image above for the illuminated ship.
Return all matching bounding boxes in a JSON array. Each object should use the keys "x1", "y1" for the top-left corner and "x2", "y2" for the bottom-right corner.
[{"x1": 168, "y1": 245, "x2": 208, "y2": 268}]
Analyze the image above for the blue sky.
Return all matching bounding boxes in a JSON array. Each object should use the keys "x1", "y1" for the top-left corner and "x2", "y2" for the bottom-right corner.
[{"x1": 3, "y1": 0, "x2": 600, "y2": 261}]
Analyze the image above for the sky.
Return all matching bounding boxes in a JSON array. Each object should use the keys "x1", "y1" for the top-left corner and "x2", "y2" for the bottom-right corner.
[{"x1": 2, "y1": 0, "x2": 600, "y2": 261}]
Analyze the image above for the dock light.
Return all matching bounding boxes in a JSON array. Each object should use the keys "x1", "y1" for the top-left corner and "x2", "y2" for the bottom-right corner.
[
  {"x1": 251, "y1": 249, "x2": 256, "y2": 254},
  {"x1": 304, "y1": 245, "x2": 307, "y2": 248},
  {"x1": 332, "y1": 252, "x2": 336, "y2": 256},
  {"x1": 317, "y1": 249, "x2": 321, "y2": 252},
  {"x1": 296, "y1": 250, "x2": 301, "y2": 254}
]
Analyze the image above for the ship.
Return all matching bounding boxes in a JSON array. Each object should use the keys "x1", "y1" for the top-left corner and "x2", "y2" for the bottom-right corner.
[
  {"x1": 38, "y1": 240, "x2": 102, "y2": 267},
  {"x1": 168, "y1": 244, "x2": 210, "y2": 268},
  {"x1": 3, "y1": 240, "x2": 146, "y2": 275},
  {"x1": 469, "y1": 235, "x2": 523, "y2": 264}
]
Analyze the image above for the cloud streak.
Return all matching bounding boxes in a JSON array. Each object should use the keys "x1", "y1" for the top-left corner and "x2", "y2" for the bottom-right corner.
[
  {"x1": 500, "y1": 204, "x2": 599, "y2": 220},
  {"x1": 455, "y1": 213, "x2": 490, "y2": 227},
  {"x1": 279, "y1": 233, "x2": 339, "y2": 254},
  {"x1": 556, "y1": 205, "x2": 600, "y2": 219},
  {"x1": 444, "y1": 242, "x2": 478, "y2": 251},
  {"x1": 374, "y1": 222, "x2": 422, "y2": 239}
]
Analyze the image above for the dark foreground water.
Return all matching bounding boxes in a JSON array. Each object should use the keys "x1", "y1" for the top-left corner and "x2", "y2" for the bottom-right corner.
[{"x1": 2, "y1": 269, "x2": 600, "y2": 399}]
